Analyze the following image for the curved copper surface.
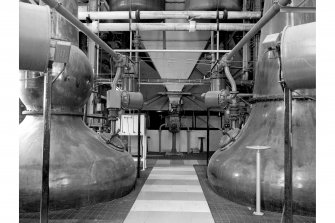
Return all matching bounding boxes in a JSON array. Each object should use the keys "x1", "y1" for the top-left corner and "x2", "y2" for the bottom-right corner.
[
  {"x1": 19, "y1": 45, "x2": 93, "y2": 112},
  {"x1": 19, "y1": 115, "x2": 136, "y2": 211},
  {"x1": 207, "y1": 0, "x2": 316, "y2": 215}
]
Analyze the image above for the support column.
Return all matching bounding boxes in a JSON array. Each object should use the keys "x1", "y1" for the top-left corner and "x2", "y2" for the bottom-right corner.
[
  {"x1": 284, "y1": 87, "x2": 293, "y2": 223},
  {"x1": 207, "y1": 109, "x2": 210, "y2": 165},
  {"x1": 40, "y1": 64, "x2": 52, "y2": 223}
]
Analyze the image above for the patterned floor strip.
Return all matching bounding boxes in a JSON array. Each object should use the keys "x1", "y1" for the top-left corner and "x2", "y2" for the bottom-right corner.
[{"x1": 123, "y1": 160, "x2": 215, "y2": 223}]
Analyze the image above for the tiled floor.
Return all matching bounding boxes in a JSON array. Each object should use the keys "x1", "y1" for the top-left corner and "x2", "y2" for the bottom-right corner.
[
  {"x1": 194, "y1": 165, "x2": 316, "y2": 223},
  {"x1": 123, "y1": 160, "x2": 214, "y2": 223},
  {"x1": 20, "y1": 156, "x2": 316, "y2": 223}
]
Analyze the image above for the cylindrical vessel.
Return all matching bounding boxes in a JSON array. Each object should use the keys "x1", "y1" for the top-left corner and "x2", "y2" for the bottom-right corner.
[
  {"x1": 207, "y1": 0, "x2": 316, "y2": 216},
  {"x1": 281, "y1": 22, "x2": 316, "y2": 90},
  {"x1": 121, "y1": 91, "x2": 144, "y2": 109},
  {"x1": 19, "y1": 3, "x2": 51, "y2": 72},
  {"x1": 186, "y1": 0, "x2": 242, "y2": 11},
  {"x1": 204, "y1": 90, "x2": 229, "y2": 108},
  {"x1": 109, "y1": 0, "x2": 165, "y2": 11},
  {"x1": 41, "y1": 0, "x2": 79, "y2": 45},
  {"x1": 19, "y1": 0, "x2": 136, "y2": 212}
]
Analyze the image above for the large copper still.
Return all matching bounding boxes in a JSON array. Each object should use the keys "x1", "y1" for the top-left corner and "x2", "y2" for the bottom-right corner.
[
  {"x1": 207, "y1": 0, "x2": 316, "y2": 215},
  {"x1": 19, "y1": 0, "x2": 136, "y2": 211}
]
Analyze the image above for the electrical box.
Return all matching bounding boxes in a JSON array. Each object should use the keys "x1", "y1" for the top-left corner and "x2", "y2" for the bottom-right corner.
[
  {"x1": 106, "y1": 89, "x2": 122, "y2": 109},
  {"x1": 116, "y1": 114, "x2": 146, "y2": 136}
]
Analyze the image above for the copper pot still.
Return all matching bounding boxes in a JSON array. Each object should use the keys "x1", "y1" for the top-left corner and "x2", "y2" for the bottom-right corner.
[
  {"x1": 19, "y1": 0, "x2": 136, "y2": 212},
  {"x1": 207, "y1": 0, "x2": 316, "y2": 216}
]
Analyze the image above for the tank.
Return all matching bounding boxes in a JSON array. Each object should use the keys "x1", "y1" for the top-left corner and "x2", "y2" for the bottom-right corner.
[
  {"x1": 207, "y1": 0, "x2": 316, "y2": 216},
  {"x1": 109, "y1": 0, "x2": 165, "y2": 11},
  {"x1": 186, "y1": 0, "x2": 242, "y2": 11},
  {"x1": 40, "y1": 0, "x2": 79, "y2": 45},
  {"x1": 19, "y1": 0, "x2": 136, "y2": 212}
]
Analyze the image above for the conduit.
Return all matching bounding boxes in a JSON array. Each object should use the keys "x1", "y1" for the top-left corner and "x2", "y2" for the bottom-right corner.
[{"x1": 79, "y1": 10, "x2": 261, "y2": 20}]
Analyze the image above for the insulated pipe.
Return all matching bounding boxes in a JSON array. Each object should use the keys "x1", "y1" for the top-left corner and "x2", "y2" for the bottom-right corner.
[
  {"x1": 159, "y1": 123, "x2": 167, "y2": 153},
  {"x1": 41, "y1": 0, "x2": 119, "y2": 59},
  {"x1": 217, "y1": 0, "x2": 292, "y2": 69},
  {"x1": 95, "y1": 23, "x2": 255, "y2": 32},
  {"x1": 79, "y1": 11, "x2": 261, "y2": 20}
]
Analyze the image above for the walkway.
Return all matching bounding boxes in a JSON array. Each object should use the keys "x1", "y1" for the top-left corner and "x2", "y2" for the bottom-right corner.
[{"x1": 124, "y1": 160, "x2": 215, "y2": 223}]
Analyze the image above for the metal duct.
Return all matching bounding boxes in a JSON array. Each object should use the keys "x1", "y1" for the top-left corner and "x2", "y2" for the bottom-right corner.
[
  {"x1": 281, "y1": 22, "x2": 316, "y2": 90},
  {"x1": 207, "y1": 0, "x2": 316, "y2": 215},
  {"x1": 19, "y1": 3, "x2": 51, "y2": 72},
  {"x1": 19, "y1": 0, "x2": 136, "y2": 211}
]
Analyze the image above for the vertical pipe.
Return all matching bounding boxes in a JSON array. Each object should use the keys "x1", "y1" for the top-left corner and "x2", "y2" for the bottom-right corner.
[
  {"x1": 159, "y1": 129, "x2": 162, "y2": 153},
  {"x1": 211, "y1": 31, "x2": 215, "y2": 69},
  {"x1": 187, "y1": 127, "x2": 190, "y2": 154},
  {"x1": 206, "y1": 109, "x2": 210, "y2": 166},
  {"x1": 40, "y1": 65, "x2": 52, "y2": 223},
  {"x1": 86, "y1": 0, "x2": 98, "y2": 127},
  {"x1": 159, "y1": 123, "x2": 166, "y2": 153},
  {"x1": 255, "y1": 150, "x2": 261, "y2": 214},
  {"x1": 171, "y1": 133, "x2": 177, "y2": 153},
  {"x1": 216, "y1": 31, "x2": 219, "y2": 73},
  {"x1": 284, "y1": 87, "x2": 293, "y2": 223},
  {"x1": 137, "y1": 111, "x2": 141, "y2": 178},
  {"x1": 135, "y1": 30, "x2": 140, "y2": 92},
  {"x1": 242, "y1": 0, "x2": 249, "y2": 80}
]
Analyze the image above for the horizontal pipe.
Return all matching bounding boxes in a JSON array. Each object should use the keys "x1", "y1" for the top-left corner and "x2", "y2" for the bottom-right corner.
[
  {"x1": 280, "y1": 7, "x2": 316, "y2": 13},
  {"x1": 217, "y1": 0, "x2": 292, "y2": 69},
  {"x1": 95, "y1": 22, "x2": 255, "y2": 32},
  {"x1": 79, "y1": 11, "x2": 261, "y2": 20},
  {"x1": 139, "y1": 82, "x2": 206, "y2": 86},
  {"x1": 41, "y1": 0, "x2": 119, "y2": 59},
  {"x1": 165, "y1": 0, "x2": 185, "y2": 3},
  {"x1": 114, "y1": 49, "x2": 231, "y2": 53},
  {"x1": 140, "y1": 78, "x2": 209, "y2": 84}
]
